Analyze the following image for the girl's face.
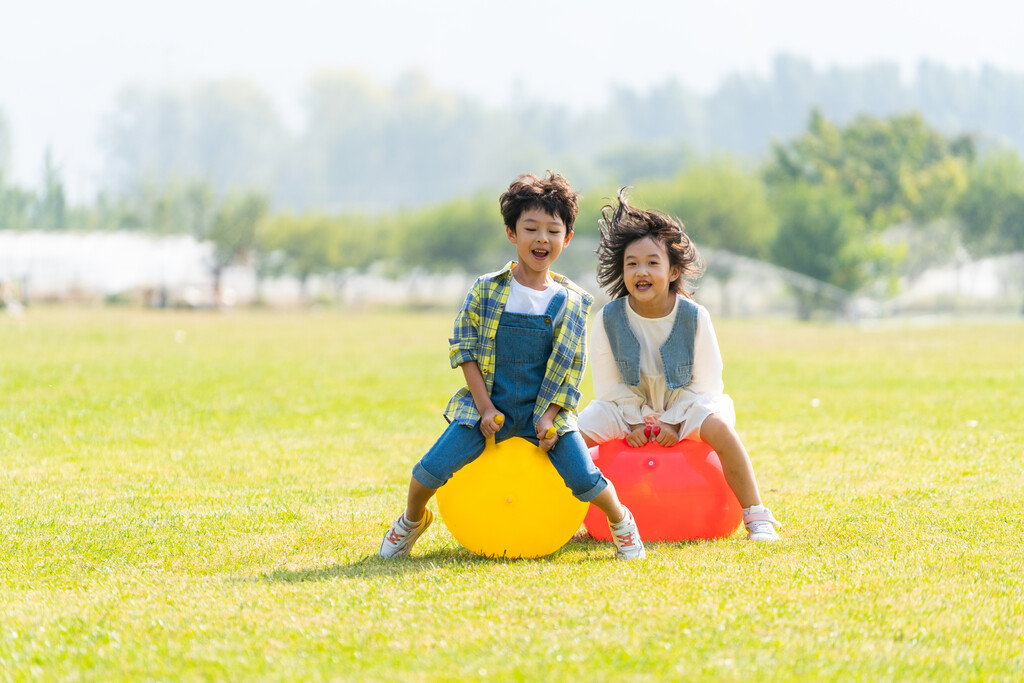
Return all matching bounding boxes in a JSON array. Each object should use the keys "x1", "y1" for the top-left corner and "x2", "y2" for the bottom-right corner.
[{"x1": 623, "y1": 236, "x2": 680, "y2": 314}]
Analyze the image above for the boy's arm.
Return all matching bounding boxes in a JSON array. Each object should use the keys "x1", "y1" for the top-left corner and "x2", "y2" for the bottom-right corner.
[
  {"x1": 448, "y1": 282, "x2": 482, "y2": 369},
  {"x1": 535, "y1": 403, "x2": 561, "y2": 452},
  {"x1": 461, "y1": 360, "x2": 503, "y2": 438}
]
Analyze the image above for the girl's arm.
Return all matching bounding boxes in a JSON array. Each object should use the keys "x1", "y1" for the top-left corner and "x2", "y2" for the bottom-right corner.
[
  {"x1": 658, "y1": 307, "x2": 726, "y2": 443},
  {"x1": 686, "y1": 307, "x2": 726, "y2": 395},
  {"x1": 590, "y1": 310, "x2": 649, "y2": 425},
  {"x1": 461, "y1": 360, "x2": 503, "y2": 438}
]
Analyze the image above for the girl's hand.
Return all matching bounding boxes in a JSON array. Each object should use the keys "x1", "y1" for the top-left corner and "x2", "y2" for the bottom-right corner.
[
  {"x1": 481, "y1": 409, "x2": 504, "y2": 439},
  {"x1": 536, "y1": 418, "x2": 558, "y2": 452},
  {"x1": 653, "y1": 422, "x2": 680, "y2": 447},
  {"x1": 625, "y1": 425, "x2": 649, "y2": 448}
]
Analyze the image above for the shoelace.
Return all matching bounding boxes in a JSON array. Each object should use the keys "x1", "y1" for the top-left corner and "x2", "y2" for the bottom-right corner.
[{"x1": 615, "y1": 531, "x2": 638, "y2": 547}]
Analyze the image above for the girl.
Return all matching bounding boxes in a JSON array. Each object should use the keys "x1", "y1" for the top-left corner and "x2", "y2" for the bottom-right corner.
[{"x1": 578, "y1": 190, "x2": 781, "y2": 541}]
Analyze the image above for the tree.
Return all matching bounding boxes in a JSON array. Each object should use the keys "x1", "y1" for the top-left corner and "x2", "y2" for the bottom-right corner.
[
  {"x1": 0, "y1": 108, "x2": 11, "y2": 178},
  {"x1": 98, "y1": 86, "x2": 189, "y2": 193},
  {"x1": 395, "y1": 194, "x2": 507, "y2": 274},
  {"x1": 956, "y1": 149, "x2": 1024, "y2": 256},
  {"x1": 765, "y1": 110, "x2": 973, "y2": 230},
  {"x1": 98, "y1": 80, "x2": 286, "y2": 197},
  {"x1": 1, "y1": 112, "x2": 32, "y2": 231},
  {"x1": 189, "y1": 79, "x2": 286, "y2": 193},
  {"x1": 769, "y1": 182, "x2": 868, "y2": 319},
  {"x1": 0, "y1": 182, "x2": 33, "y2": 231},
  {"x1": 33, "y1": 149, "x2": 66, "y2": 231},
  {"x1": 258, "y1": 212, "x2": 337, "y2": 303},
  {"x1": 643, "y1": 160, "x2": 777, "y2": 260},
  {"x1": 635, "y1": 161, "x2": 777, "y2": 314},
  {"x1": 205, "y1": 192, "x2": 268, "y2": 307}
]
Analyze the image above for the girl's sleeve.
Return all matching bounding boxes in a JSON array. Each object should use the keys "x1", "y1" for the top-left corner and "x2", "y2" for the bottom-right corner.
[
  {"x1": 686, "y1": 307, "x2": 726, "y2": 395},
  {"x1": 590, "y1": 309, "x2": 648, "y2": 425},
  {"x1": 659, "y1": 306, "x2": 726, "y2": 428}
]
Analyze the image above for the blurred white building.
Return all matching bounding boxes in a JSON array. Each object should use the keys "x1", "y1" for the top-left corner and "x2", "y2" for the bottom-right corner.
[{"x1": 1, "y1": 231, "x2": 1022, "y2": 315}]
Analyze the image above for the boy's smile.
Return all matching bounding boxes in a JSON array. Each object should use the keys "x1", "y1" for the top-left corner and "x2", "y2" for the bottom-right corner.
[{"x1": 507, "y1": 207, "x2": 573, "y2": 287}]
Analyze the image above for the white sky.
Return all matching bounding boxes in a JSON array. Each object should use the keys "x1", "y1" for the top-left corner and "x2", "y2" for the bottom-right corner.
[{"x1": 2, "y1": 0, "x2": 1023, "y2": 202}]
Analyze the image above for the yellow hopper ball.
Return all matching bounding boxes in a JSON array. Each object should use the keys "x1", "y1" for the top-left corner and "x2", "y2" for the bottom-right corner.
[{"x1": 436, "y1": 435, "x2": 587, "y2": 559}]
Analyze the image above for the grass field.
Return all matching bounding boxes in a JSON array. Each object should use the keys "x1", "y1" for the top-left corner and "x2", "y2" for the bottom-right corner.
[{"x1": 1, "y1": 308, "x2": 1022, "y2": 681}]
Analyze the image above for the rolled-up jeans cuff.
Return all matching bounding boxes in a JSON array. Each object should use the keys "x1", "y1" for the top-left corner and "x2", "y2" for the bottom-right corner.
[
  {"x1": 412, "y1": 462, "x2": 446, "y2": 490},
  {"x1": 575, "y1": 476, "x2": 608, "y2": 503}
]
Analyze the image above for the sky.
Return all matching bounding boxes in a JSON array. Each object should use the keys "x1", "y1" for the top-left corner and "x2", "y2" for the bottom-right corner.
[{"x1": 2, "y1": 0, "x2": 1024, "y2": 202}]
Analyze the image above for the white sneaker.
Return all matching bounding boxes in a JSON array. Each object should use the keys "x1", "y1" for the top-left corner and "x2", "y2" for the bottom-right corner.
[
  {"x1": 378, "y1": 509, "x2": 433, "y2": 558},
  {"x1": 609, "y1": 508, "x2": 646, "y2": 560},
  {"x1": 744, "y1": 505, "x2": 781, "y2": 541}
]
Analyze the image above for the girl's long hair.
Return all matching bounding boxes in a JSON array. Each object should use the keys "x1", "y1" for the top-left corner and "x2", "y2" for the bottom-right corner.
[{"x1": 596, "y1": 188, "x2": 704, "y2": 300}]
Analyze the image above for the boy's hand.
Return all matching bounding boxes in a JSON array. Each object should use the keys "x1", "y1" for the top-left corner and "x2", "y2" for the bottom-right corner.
[
  {"x1": 653, "y1": 422, "x2": 680, "y2": 447},
  {"x1": 481, "y1": 410, "x2": 504, "y2": 439},
  {"x1": 625, "y1": 425, "x2": 649, "y2": 448},
  {"x1": 536, "y1": 418, "x2": 558, "y2": 452}
]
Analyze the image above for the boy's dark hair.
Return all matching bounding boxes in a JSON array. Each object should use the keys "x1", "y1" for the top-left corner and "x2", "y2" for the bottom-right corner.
[
  {"x1": 596, "y1": 188, "x2": 705, "y2": 300},
  {"x1": 500, "y1": 171, "x2": 580, "y2": 233}
]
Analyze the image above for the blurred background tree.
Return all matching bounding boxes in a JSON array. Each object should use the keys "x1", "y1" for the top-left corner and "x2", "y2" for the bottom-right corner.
[{"x1": 6, "y1": 55, "x2": 1024, "y2": 315}]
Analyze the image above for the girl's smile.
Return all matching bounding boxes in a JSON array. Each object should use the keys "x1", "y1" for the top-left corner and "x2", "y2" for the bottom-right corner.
[{"x1": 623, "y1": 236, "x2": 680, "y2": 317}]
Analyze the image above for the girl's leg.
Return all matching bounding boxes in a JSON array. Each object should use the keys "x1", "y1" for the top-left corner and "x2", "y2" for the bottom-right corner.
[
  {"x1": 698, "y1": 414, "x2": 763, "y2": 508},
  {"x1": 577, "y1": 401, "x2": 628, "y2": 450}
]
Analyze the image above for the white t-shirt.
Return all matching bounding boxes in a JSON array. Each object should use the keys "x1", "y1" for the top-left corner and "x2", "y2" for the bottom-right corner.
[{"x1": 505, "y1": 277, "x2": 566, "y2": 324}]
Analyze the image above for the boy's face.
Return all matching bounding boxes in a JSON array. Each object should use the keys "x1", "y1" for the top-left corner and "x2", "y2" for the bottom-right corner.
[{"x1": 506, "y1": 207, "x2": 573, "y2": 275}]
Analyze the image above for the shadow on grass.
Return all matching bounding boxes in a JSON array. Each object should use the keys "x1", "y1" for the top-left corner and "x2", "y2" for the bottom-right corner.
[
  {"x1": 258, "y1": 548, "x2": 492, "y2": 583},
  {"x1": 257, "y1": 532, "x2": 618, "y2": 583}
]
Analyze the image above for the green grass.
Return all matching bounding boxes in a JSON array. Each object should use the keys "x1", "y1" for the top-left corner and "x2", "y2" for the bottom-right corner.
[{"x1": 2, "y1": 308, "x2": 1022, "y2": 681}]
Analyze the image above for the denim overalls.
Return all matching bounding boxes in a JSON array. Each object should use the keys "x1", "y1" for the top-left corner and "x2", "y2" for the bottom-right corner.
[{"x1": 413, "y1": 288, "x2": 608, "y2": 502}]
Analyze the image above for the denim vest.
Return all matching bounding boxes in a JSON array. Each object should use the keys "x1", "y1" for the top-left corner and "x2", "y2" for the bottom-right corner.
[{"x1": 602, "y1": 296, "x2": 699, "y2": 391}]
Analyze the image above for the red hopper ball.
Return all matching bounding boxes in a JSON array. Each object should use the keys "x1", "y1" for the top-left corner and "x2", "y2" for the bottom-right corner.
[{"x1": 585, "y1": 439, "x2": 742, "y2": 541}]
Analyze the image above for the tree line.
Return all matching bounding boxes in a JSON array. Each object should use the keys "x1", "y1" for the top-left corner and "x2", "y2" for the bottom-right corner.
[
  {"x1": 2, "y1": 107, "x2": 1024, "y2": 316},
  {"x1": 7, "y1": 54, "x2": 1024, "y2": 213}
]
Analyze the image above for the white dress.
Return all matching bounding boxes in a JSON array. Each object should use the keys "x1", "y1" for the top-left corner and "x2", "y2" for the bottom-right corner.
[{"x1": 578, "y1": 296, "x2": 736, "y2": 442}]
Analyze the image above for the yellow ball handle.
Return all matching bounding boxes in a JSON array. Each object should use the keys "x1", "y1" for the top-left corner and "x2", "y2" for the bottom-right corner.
[
  {"x1": 484, "y1": 416, "x2": 555, "y2": 446},
  {"x1": 486, "y1": 414, "x2": 505, "y2": 447}
]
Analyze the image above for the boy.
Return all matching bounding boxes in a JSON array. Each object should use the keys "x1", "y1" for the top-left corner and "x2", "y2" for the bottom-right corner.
[{"x1": 379, "y1": 172, "x2": 645, "y2": 560}]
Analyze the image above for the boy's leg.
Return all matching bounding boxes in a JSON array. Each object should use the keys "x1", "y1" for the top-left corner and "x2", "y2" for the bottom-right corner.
[
  {"x1": 380, "y1": 421, "x2": 487, "y2": 559},
  {"x1": 404, "y1": 478, "x2": 436, "y2": 524},
  {"x1": 547, "y1": 431, "x2": 645, "y2": 560},
  {"x1": 412, "y1": 420, "x2": 489, "y2": 491}
]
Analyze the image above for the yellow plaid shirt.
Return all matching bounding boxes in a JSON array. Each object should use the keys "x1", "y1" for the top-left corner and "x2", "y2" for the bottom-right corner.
[{"x1": 445, "y1": 261, "x2": 594, "y2": 434}]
